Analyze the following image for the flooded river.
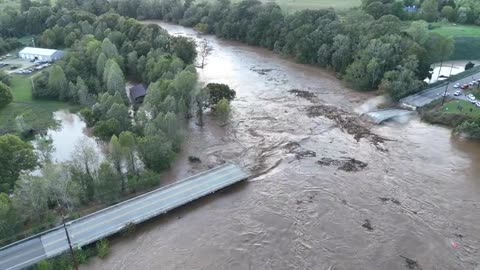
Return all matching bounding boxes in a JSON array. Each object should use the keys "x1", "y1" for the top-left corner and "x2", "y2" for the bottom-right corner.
[{"x1": 82, "y1": 22, "x2": 480, "y2": 270}]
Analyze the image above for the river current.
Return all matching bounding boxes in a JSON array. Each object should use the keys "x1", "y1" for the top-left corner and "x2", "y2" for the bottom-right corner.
[{"x1": 82, "y1": 22, "x2": 480, "y2": 270}]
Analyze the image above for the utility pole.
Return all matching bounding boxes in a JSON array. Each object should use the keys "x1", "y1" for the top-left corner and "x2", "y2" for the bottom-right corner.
[
  {"x1": 442, "y1": 80, "x2": 450, "y2": 106},
  {"x1": 59, "y1": 205, "x2": 79, "y2": 270},
  {"x1": 32, "y1": 37, "x2": 35, "y2": 48}
]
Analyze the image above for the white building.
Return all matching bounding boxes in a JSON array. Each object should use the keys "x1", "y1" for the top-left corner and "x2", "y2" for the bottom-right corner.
[{"x1": 18, "y1": 47, "x2": 65, "y2": 62}]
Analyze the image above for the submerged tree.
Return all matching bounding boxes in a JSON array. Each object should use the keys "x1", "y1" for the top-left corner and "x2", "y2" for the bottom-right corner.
[{"x1": 198, "y1": 39, "x2": 213, "y2": 69}]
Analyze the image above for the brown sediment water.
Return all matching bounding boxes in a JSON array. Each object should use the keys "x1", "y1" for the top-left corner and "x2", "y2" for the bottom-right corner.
[{"x1": 81, "y1": 22, "x2": 480, "y2": 270}]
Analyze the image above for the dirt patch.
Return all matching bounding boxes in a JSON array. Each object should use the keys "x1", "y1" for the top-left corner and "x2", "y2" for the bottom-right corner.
[
  {"x1": 288, "y1": 89, "x2": 318, "y2": 102},
  {"x1": 400, "y1": 256, "x2": 423, "y2": 270},
  {"x1": 307, "y1": 105, "x2": 390, "y2": 151},
  {"x1": 317, "y1": 157, "x2": 368, "y2": 172}
]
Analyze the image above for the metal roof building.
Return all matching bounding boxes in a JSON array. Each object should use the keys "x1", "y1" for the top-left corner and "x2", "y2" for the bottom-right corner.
[
  {"x1": 18, "y1": 47, "x2": 64, "y2": 62},
  {"x1": 129, "y1": 84, "x2": 147, "y2": 104}
]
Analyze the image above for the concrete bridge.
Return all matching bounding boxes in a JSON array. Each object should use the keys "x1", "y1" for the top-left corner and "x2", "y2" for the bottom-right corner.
[
  {"x1": 0, "y1": 163, "x2": 249, "y2": 270},
  {"x1": 363, "y1": 109, "x2": 417, "y2": 124}
]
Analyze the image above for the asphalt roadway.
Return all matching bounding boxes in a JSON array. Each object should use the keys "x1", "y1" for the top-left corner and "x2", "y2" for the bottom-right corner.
[
  {"x1": 0, "y1": 163, "x2": 249, "y2": 270},
  {"x1": 401, "y1": 72, "x2": 480, "y2": 109}
]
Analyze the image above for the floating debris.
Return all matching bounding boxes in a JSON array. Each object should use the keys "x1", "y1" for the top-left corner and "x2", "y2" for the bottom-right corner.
[{"x1": 317, "y1": 157, "x2": 368, "y2": 172}]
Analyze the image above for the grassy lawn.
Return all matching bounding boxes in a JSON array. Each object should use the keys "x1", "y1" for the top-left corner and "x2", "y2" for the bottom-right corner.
[
  {"x1": 430, "y1": 23, "x2": 480, "y2": 60},
  {"x1": 430, "y1": 23, "x2": 480, "y2": 38},
  {"x1": 0, "y1": 75, "x2": 72, "y2": 135},
  {"x1": 441, "y1": 100, "x2": 480, "y2": 117},
  {"x1": 0, "y1": 0, "x2": 19, "y2": 9}
]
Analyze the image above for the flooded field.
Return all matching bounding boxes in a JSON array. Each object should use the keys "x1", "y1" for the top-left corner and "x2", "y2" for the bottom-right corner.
[
  {"x1": 35, "y1": 110, "x2": 105, "y2": 163},
  {"x1": 82, "y1": 22, "x2": 480, "y2": 270}
]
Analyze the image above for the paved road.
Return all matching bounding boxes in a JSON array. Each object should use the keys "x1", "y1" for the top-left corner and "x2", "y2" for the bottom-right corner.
[
  {"x1": 0, "y1": 163, "x2": 249, "y2": 270},
  {"x1": 400, "y1": 71, "x2": 480, "y2": 109}
]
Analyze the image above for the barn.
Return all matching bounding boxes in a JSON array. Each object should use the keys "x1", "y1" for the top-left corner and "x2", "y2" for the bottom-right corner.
[
  {"x1": 18, "y1": 47, "x2": 65, "y2": 62},
  {"x1": 129, "y1": 84, "x2": 147, "y2": 104}
]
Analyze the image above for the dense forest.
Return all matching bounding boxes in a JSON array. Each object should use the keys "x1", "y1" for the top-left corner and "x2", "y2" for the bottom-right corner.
[
  {"x1": 0, "y1": 0, "x2": 202, "y2": 247},
  {"x1": 361, "y1": 0, "x2": 480, "y2": 24},
  {"x1": 96, "y1": 0, "x2": 455, "y2": 100}
]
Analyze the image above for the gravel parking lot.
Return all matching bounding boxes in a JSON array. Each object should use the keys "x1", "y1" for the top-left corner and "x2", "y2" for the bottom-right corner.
[{"x1": 0, "y1": 57, "x2": 36, "y2": 74}]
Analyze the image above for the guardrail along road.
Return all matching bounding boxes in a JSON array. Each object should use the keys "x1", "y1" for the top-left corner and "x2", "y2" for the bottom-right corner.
[{"x1": 0, "y1": 163, "x2": 249, "y2": 270}]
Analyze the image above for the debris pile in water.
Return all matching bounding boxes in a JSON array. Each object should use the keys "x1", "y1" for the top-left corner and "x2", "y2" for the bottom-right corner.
[
  {"x1": 317, "y1": 157, "x2": 368, "y2": 172},
  {"x1": 307, "y1": 104, "x2": 389, "y2": 151}
]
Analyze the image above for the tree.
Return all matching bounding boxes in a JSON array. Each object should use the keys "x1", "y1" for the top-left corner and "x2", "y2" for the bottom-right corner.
[
  {"x1": 138, "y1": 134, "x2": 175, "y2": 172},
  {"x1": 109, "y1": 135, "x2": 124, "y2": 191},
  {"x1": 119, "y1": 131, "x2": 138, "y2": 178},
  {"x1": 465, "y1": 61, "x2": 475, "y2": 70},
  {"x1": 331, "y1": 34, "x2": 352, "y2": 73},
  {"x1": 106, "y1": 103, "x2": 131, "y2": 132},
  {"x1": 0, "y1": 135, "x2": 37, "y2": 193},
  {"x1": 105, "y1": 59, "x2": 126, "y2": 100},
  {"x1": 96, "y1": 162, "x2": 122, "y2": 203},
  {"x1": 36, "y1": 135, "x2": 54, "y2": 163},
  {"x1": 215, "y1": 98, "x2": 230, "y2": 125},
  {"x1": 198, "y1": 39, "x2": 213, "y2": 68},
  {"x1": 427, "y1": 33, "x2": 454, "y2": 80},
  {"x1": 195, "y1": 87, "x2": 209, "y2": 126},
  {"x1": 379, "y1": 57, "x2": 424, "y2": 101},
  {"x1": 12, "y1": 174, "x2": 49, "y2": 223},
  {"x1": 172, "y1": 36, "x2": 197, "y2": 64},
  {"x1": 421, "y1": 0, "x2": 439, "y2": 22},
  {"x1": 94, "y1": 119, "x2": 121, "y2": 140},
  {"x1": 441, "y1": 5, "x2": 456, "y2": 22},
  {"x1": 365, "y1": 2, "x2": 386, "y2": 19},
  {"x1": 96, "y1": 53, "x2": 107, "y2": 79},
  {"x1": 0, "y1": 70, "x2": 10, "y2": 85},
  {"x1": 70, "y1": 138, "x2": 99, "y2": 201},
  {"x1": 194, "y1": 23, "x2": 209, "y2": 33},
  {"x1": 48, "y1": 65, "x2": 68, "y2": 100},
  {"x1": 42, "y1": 163, "x2": 80, "y2": 211},
  {"x1": 0, "y1": 82, "x2": 13, "y2": 109},
  {"x1": 406, "y1": 20, "x2": 430, "y2": 46},
  {"x1": 203, "y1": 83, "x2": 236, "y2": 107},
  {"x1": 101, "y1": 38, "x2": 119, "y2": 58}
]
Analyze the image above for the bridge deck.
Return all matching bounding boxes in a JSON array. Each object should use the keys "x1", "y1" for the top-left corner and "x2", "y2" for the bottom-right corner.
[{"x1": 0, "y1": 163, "x2": 249, "y2": 270}]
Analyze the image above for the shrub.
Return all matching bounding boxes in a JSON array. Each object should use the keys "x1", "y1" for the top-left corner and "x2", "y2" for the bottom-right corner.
[{"x1": 96, "y1": 239, "x2": 110, "y2": 259}]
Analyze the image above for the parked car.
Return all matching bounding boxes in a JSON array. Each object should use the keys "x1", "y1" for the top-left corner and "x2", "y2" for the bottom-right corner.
[
  {"x1": 442, "y1": 92, "x2": 449, "y2": 97},
  {"x1": 461, "y1": 84, "x2": 469, "y2": 89},
  {"x1": 476, "y1": 101, "x2": 480, "y2": 107},
  {"x1": 454, "y1": 90, "x2": 461, "y2": 96},
  {"x1": 467, "y1": 94, "x2": 475, "y2": 100},
  {"x1": 454, "y1": 83, "x2": 460, "y2": 88}
]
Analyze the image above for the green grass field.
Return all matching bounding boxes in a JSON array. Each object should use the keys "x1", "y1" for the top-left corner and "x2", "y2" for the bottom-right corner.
[
  {"x1": 430, "y1": 23, "x2": 480, "y2": 60},
  {"x1": 441, "y1": 99, "x2": 480, "y2": 117},
  {"x1": 0, "y1": 75, "x2": 72, "y2": 136},
  {"x1": 431, "y1": 24, "x2": 480, "y2": 38},
  {"x1": 0, "y1": 0, "x2": 19, "y2": 9}
]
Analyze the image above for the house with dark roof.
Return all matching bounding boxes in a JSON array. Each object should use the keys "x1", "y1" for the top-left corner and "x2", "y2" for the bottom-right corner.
[{"x1": 129, "y1": 84, "x2": 147, "y2": 104}]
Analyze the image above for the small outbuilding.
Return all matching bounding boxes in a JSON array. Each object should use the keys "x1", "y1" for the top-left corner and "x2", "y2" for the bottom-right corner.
[
  {"x1": 18, "y1": 47, "x2": 65, "y2": 62},
  {"x1": 129, "y1": 84, "x2": 147, "y2": 104}
]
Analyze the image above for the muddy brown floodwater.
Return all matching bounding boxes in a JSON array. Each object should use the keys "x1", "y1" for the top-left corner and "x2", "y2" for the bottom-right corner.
[{"x1": 82, "y1": 22, "x2": 480, "y2": 270}]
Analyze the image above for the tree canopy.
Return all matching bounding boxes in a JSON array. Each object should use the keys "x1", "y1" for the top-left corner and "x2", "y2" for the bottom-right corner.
[{"x1": 0, "y1": 135, "x2": 38, "y2": 192}]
